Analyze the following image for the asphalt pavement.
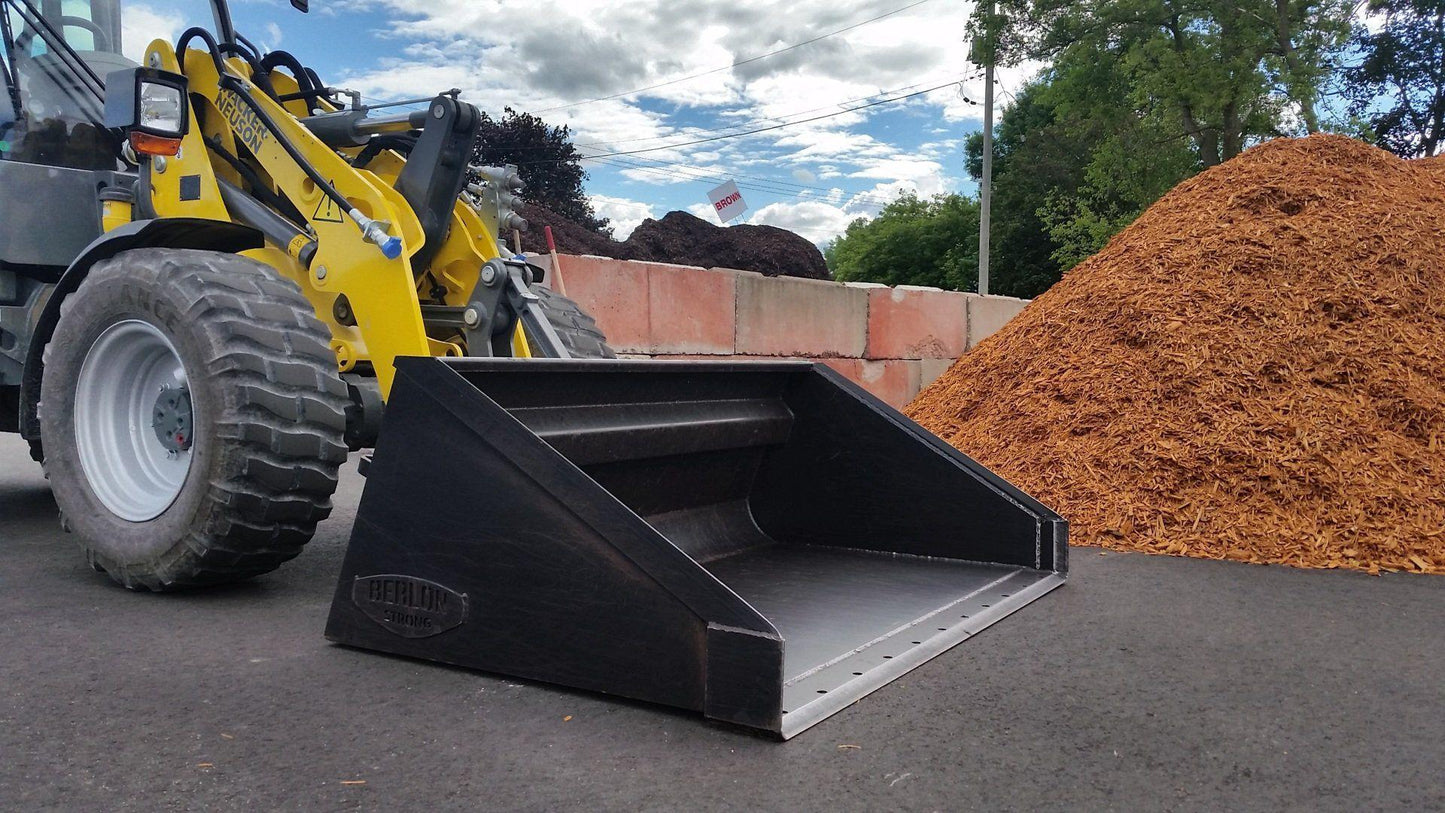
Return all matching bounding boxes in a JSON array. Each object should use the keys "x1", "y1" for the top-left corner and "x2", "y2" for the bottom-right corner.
[{"x1": 1, "y1": 432, "x2": 1441, "y2": 811}]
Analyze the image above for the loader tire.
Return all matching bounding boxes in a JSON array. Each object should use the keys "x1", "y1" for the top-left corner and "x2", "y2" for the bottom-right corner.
[
  {"x1": 533, "y1": 285, "x2": 616, "y2": 359},
  {"x1": 38, "y1": 249, "x2": 349, "y2": 590}
]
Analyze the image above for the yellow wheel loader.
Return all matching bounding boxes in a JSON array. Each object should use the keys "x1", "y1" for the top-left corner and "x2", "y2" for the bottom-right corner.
[{"x1": 0, "y1": 0, "x2": 1066, "y2": 737}]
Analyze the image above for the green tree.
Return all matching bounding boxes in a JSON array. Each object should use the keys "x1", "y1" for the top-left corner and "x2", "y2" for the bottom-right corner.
[
  {"x1": 1036, "y1": 105, "x2": 1198, "y2": 268},
  {"x1": 964, "y1": 50, "x2": 1197, "y2": 295},
  {"x1": 980, "y1": 0, "x2": 1356, "y2": 166},
  {"x1": 963, "y1": 80, "x2": 1085, "y2": 297},
  {"x1": 825, "y1": 193, "x2": 981, "y2": 291},
  {"x1": 1345, "y1": 0, "x2": 1445, "y2": 157},
  {"x1": 472, "y1": 108, "x2": 610, "y2": 234}
]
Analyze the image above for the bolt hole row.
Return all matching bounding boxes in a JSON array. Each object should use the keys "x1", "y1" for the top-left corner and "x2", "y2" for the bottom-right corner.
[{"x1": 820, "y1": 610, "x2": 1003, "y2": 693}]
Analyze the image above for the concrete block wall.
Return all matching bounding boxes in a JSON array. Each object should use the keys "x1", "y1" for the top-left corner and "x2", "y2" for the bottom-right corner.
[{"x1": 531, "y1": 253, "x2": 1030, "y2": 408}]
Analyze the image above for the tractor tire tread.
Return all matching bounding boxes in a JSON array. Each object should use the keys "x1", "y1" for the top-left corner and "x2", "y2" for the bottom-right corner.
[{"x1": 534, "y1": 286, "x2": 616, "y2": 359}]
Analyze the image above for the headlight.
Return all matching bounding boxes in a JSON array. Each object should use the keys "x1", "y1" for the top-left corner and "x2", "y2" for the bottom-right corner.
[
  {"x1": 104, "y1": 67, "x2": 190, "y2": 157},
  {"x1": 139, "y1": 81, "x2": 185, "y2": 136}
]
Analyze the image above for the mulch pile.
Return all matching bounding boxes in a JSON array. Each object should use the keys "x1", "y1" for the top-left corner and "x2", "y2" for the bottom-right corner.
[
  {"x1": 514, "y1": 202, "x2": 619, "y2": 257},
  {"x1": 908, "y1": 135, "x2": 1445, "y2": 574},
  {"x1": 515, "y1": 205, "x2": 830, "y2": 280},
  {"x1": 623, "y1": 212, "x2": 830, "y2": 279}
]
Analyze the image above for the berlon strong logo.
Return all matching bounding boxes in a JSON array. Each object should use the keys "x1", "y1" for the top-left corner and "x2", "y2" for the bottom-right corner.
[{"x1": 352, "y1": 574, "x2": 468, "y2": 638}]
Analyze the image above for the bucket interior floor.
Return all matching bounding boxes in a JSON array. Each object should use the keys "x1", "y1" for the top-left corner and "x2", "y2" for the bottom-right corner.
[{"x1": 701, "y1": 545, "x2": 1062, "y2": 737}]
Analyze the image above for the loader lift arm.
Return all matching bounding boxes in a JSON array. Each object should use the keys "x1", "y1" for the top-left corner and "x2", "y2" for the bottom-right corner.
[{"x1": 131, "y1": 23, "x2": 560, "y2": 394}]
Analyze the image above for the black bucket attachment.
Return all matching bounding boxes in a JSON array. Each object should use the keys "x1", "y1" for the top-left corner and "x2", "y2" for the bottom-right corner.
[{"x1": 325, "y1": 358, "x2": 1066, "y2": 738}]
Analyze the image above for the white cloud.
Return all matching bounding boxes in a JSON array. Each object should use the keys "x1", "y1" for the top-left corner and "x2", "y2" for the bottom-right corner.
[
  {"x1": 1355, "y1": 4, "x2": 1387, "y2": 33},
  {"x1": 846, "y1": 179, "x2": 931, "y2": 209},
  {"x1": 590, "y1": 194, "x2": 657, "y2": 239},
  {"x1": 121, "y1": 4, "x2": 184, "y2": 62},
  {"x1": 746, "y1": 200, "x2": 859, "y2": 245},
  {"x1": 330, "y1": 0, "x2": 990, "y2": 152},
  {"x1": 302, "y1": 0, "x2": 1021, "y2": 247}
]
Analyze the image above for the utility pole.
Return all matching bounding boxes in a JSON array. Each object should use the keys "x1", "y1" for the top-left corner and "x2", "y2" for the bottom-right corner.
[{"x1": 977, "y1": 0, "x2": 994, "y2": 296}]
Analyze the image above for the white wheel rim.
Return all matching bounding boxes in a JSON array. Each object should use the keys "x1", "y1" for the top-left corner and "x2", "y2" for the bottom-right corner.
[{"x1": 74, "y1": 320, "x2": 196, "y2": 522}]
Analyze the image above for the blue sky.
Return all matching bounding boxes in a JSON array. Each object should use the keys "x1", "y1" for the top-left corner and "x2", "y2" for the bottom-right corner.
[{"x1": 125, "y1": 0, "x2": 1035, "y2": 243}]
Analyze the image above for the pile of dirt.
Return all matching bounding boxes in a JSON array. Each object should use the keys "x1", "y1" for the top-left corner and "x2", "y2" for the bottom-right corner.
[
  {"x1": 908, "y1": 135, "x2": 1445, "y2": 574},
  {"x1": 515, "y1": 205, "x2": 829, "y2": 280},
  {"x1": 515, "y1": 202, "x2": 619, "y2": 258},
  {"x1": 623, "y1": 212, "x2": 830, "y2": 279}
]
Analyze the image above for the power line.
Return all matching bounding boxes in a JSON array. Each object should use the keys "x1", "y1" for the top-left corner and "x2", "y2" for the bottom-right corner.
[
  {"x1": 591, "y1": 154, "x2": 903, "y2": 208},
  {"x1": 589, "y1": 155, "x2": 907, "y2": 211},
  {"x1": 532, "y1": 0, "x2": 939, "y2": 114},
  {"x1": 564, "y1": 71, "x2": 981, "y2": 151},
  {"x1": 523, "y1": 78, "x2": 969, "y2": 165},
  {"x1": 484, "y1": 72, "x2": 976, "y2": 154}
]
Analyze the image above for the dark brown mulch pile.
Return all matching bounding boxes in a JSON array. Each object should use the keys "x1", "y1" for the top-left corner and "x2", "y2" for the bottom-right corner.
[
  {"x1": 513, "y1": 202, "x2": 618, "y2": 257},
  {"x1": 907, "y1": 135, "x2": 1445, "y2": 575},
  {"x1": 513, "y1": 205, "x2": 829, "y2": 280},
  {"x1": 622, "y1": 212, "x2": 830, "y2": 279}
]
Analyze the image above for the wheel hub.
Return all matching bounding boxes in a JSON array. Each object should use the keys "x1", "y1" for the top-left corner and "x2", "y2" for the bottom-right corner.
[{"x1": 151, "y1": 385, "x2": 193, "y2": 453}]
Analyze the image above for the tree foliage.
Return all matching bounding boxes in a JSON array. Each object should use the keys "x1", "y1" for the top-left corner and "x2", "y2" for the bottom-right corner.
[
  {"x1": 471, "y1": 108, "x2": 610, "y2": 234},
  {"x1": 825, "y1": 193, "x2": 981, "y2": 291},
  {"x1": 940, "y1": 0, "x2": 1354, "y2": 297},
  {"x1": 1345, "y1": 0, "x2": 1445, "y2": 157},
  {"x1": 978, "y1": 0, "x2": 1355, "y2": 166},
  {"x1": 963, "y1": 81, "x2": 1088, "y2": 297},
  {"x1": 963, "y1": 51, "x2": 1197, "y2": 296}
]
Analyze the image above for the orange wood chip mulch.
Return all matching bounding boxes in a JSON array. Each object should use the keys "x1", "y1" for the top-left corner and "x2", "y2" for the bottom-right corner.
[{"x1": 908, "y1": 135, "x2": 1445, "y2": 574}]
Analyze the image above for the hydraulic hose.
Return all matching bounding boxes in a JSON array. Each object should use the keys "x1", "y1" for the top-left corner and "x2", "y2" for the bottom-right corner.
[
  {"x1": 259, "y1": 51, "x2": 316, "y2": 95},
  {"x1": 234, "y1": 33, "x2": 262, "y2": 61},
  {"x1": 203, "y1": 134, "x2": 308, "y2": 227},
  {"x1": 176, "y1": 27, "x2": 403, "y2": 259}
]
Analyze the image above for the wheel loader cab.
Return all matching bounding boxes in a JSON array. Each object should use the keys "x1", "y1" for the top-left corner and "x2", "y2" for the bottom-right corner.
[{"x1": 0, "y1": 0, "x2": 130, "y2": 170}]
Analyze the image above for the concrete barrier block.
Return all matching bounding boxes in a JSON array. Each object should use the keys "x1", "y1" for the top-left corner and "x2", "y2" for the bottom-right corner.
[
  {"x1": 856, "y1": 359, "x2": 923, "y2": 409},
  {"x1": 647, "y1": 264, "x2": 736, "y2": 355},
  {"x1": 919, "y1": 357, "x2": 955, "y2": 390},
  {"x1": 554, "y1": 255, "x2": 650, "y2": 353},
  {"x1": 866, "y1": 287, "x2": 970, "y2": 359},
  {"x1": 966, "y1": 294, "x2": 1030, "y2": 349},
  {"x1": 816, "y1": 357, "x2": 864, "y2": 382},
  {"x1": 735, "y1": 275, "x2": 867, "y2": 357},
  {"x1": 709, "y1": 266, "x2": 765, "y2": 279},
  {"x1": 809, "y1": 358, "x2": 920, "y2": 408}
]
